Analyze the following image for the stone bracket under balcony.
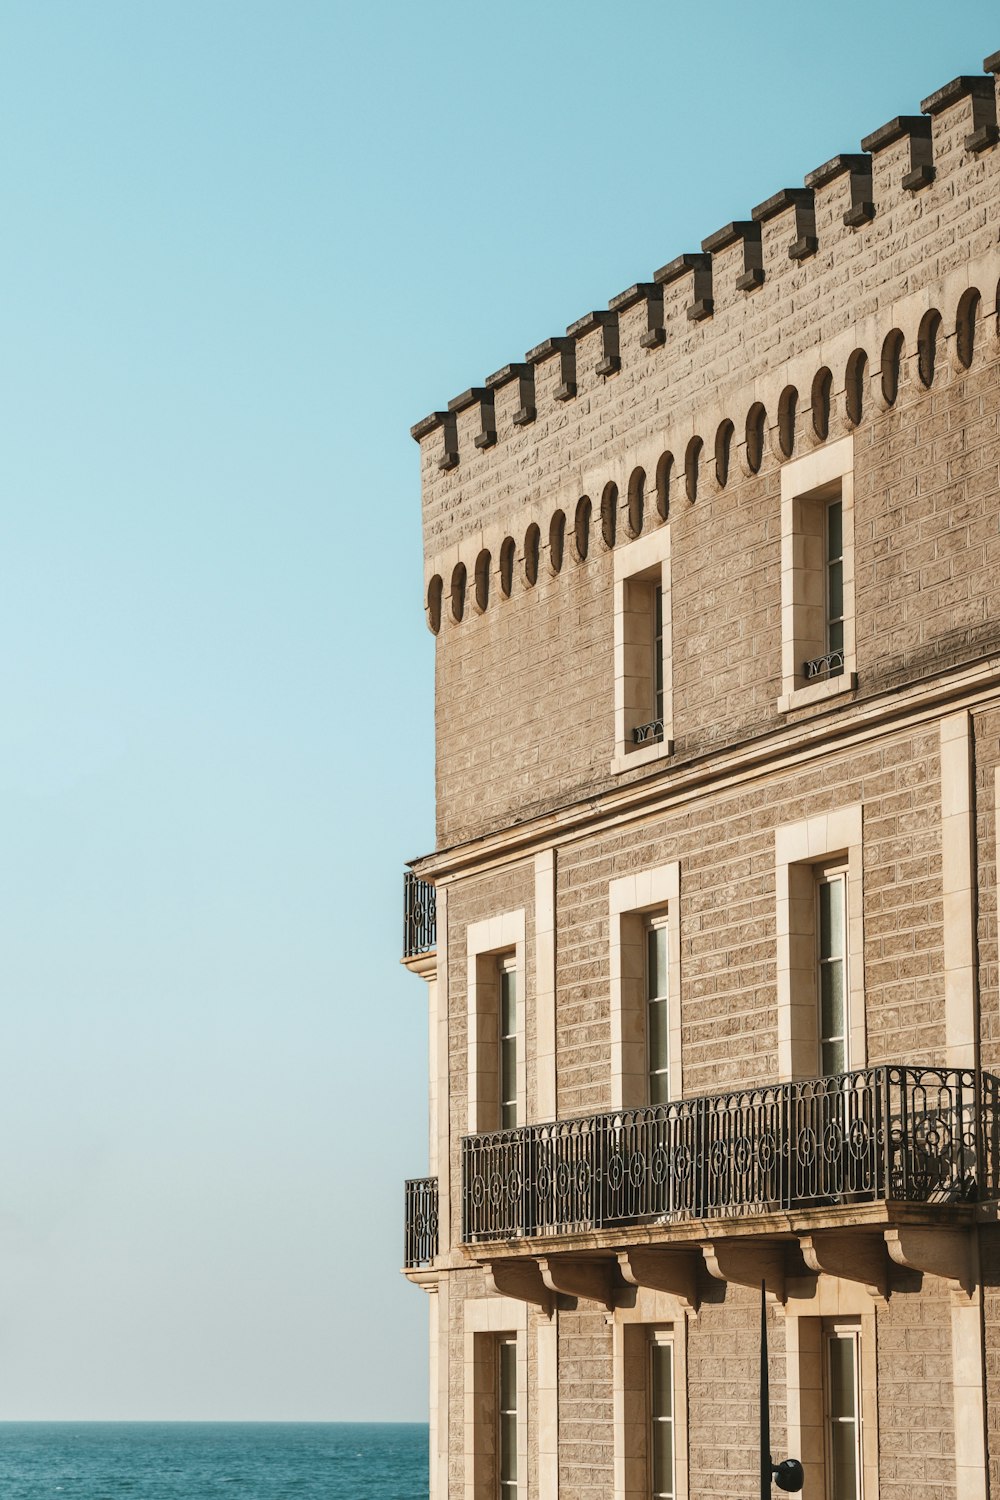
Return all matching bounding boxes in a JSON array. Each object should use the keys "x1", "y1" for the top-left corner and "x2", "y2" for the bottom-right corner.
[{"x1": 462, "y1": 1204, "x2": 980, "y2": 1313}]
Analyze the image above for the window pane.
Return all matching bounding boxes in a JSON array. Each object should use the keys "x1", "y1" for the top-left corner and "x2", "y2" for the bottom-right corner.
[
  {"x1": 830, "y1": 1420, "x2": 858, "y2": 1500},
  {"x1": 500, "y1": 1413, "x2": 518, "y2": 1481},
  {"x1": 819, "y1": 879, "x2": 844, "y2": 959},
  {"x1": 651, "y1": 1343, "x2": 672, "y2": 1417},
  {"x1": 829, "y1": 618, "x2": 845, "y2": 655},
  {"x1": 651, "y1": 1420, "x2": 674, "y2": 1498},
  {"x1": 648, "y1": 998, "x2": 669, "y2": 1078},
  {"x1": 649, "y1": 1070, "x2": 671, "y2": 1105},
  {"x1": 828, "y1": 1337, "x2": 856, "y2": 1420},
  {"x1": 647, "y1": 925, "x2": 668, "y2": 1000},
  {"x1": 827, "y1": 499, "x2": 843, "y2": 559},
  {"x1": 821, "y1": 960, "x2": 845, "y2": 1040},
  {"x1": 828, "y1": 557, "x2": 844, "y2": 619},
  {"x1": 821, "y1": 1038, "x2": 846, "y2": 1077},
  {"x1": 500, "y1": 969, "x2": 516, "y2": 1036},
  {"x1": 500, "y1": 1341, "x2": 516, "y2": 1408}
]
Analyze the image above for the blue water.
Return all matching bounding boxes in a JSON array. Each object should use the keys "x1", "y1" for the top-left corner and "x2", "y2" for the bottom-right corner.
[{"x1": 0, "y1": 1423, "x2": 429, "y2": 1499}]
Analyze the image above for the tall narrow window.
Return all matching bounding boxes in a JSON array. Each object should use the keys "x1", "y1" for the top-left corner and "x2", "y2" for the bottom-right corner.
[
  {"x1": 825, "y1": 1324, "x2": 861, "y2": 1500},
  {"x1": 649, "y1": 1336, "x2": 675, "y2": 1500},
  {"x1": 817, "y1": 869, "x2": 848, "y2": 1076},
  {"x1": 498, "y1": 1337, "x2": 519, "y2": 1500},
  {"x1": 499, "y1": 957, "x2": 518, "y2": 1128},
  {"x1": 647, "y1": 917, "x2": 670, "y2": 1104},
  {"x1": 826, "y1": 499, "x2": 844, "y2": 674}
]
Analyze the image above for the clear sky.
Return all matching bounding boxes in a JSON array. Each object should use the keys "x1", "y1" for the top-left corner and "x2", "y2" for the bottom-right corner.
[{"x1": 0, "y1": 0, "x2": 996, "y2": 1423}]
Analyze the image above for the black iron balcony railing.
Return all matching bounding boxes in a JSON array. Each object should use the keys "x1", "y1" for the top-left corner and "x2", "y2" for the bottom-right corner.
[
  {"x1": 803, "y1": 648, "x2": 845, "y2": 681},
  {"x1": 462, "y1": 1066, "x2": 998, "y2": 1244},
  {"x1": 403, "y1": 871, "x2": 436, "y2": 960},
  {"x1": 404, "y1": 1176, "x2": 439, "y2": 1268}
]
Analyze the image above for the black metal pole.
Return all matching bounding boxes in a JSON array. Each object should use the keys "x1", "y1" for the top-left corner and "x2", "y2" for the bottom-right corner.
[{"x1": 760, "y1": 1279, "x2": 770, "y2": 1500}]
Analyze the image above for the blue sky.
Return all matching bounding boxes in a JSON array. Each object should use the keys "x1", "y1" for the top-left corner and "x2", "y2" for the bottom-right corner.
[{"x1": 0, "y1": 0, "x2": 996, "y2": 1421}]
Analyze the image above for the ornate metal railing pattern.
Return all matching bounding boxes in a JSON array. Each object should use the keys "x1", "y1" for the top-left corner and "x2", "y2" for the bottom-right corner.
[
  {"x1": 803, "y1": 649, "x2": 845, "y2": 681},
  {"x1": 403, "y1": 870, "x2": 436, "y2": 959},
  {"x1": 462, "y1": 1066, "x2": 985, "y2": 1244},
  {"x1": 404, "y1": 1176, "x2": 439, "y2": 1267},
  {"x1": 632, "y1": 719, "x2": 665, "y2": 745}
]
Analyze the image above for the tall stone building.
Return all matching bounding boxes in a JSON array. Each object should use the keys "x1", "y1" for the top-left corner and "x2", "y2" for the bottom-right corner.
[{"x1": 401, "y1": 49, "x2": 1000, "y2": 1500}]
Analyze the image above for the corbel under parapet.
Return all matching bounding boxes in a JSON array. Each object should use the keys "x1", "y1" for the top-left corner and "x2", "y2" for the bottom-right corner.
[
  {"x1": 485, "y1": 362, "x2": 535, "y2": 428},
  {"x1": 609, "y1": 281, "x2": 665, "y2": 348},
  {"x1": 701, "y1": 220, "x2": 765, "y2": 292},
  {"x1": 885, "y1": 1227, "x2": 975, "y2": 1295},
  {"x1": 702, "y1": 1240, "x2": 786, "y2": 1304},
  {"x1": 800, "y1": 1231, "x2": 888, "y2": 1300},
  {"x1": 653, "y1": 252, "x2": 714, "y2": 322},
  {"x1": 922, "y1": 73, "x2": 999, "y2": 155},
  {"x1": 862, "y1": 114, "x2": 935, "y2": 191},
  {"x1": 484, "y1": 1258, "x2": 553, "y2": 1313},
  {"x1": 448, "y1": 386, "x2": 496, "y2": 452},
  {"x1": 526, "y1": 335, "x2": 576, "y2": 403},
  {"x1": 617, "y1": 1249, "x2": 700, "y2": 1313},
  {"x1": 567, "y1": 308, "x2": 621, "y2": 377},
  {"x1": 752, "y1": 187, "x2": 817, "y2": 262},
  {"x1": 805, "y1": 152, "x2": 875, "y2": 228}
]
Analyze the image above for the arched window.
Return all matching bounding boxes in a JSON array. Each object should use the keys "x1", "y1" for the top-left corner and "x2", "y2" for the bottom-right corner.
[
  {"x1": 845, "y1": 349, "x2": 867, "y2": 427},
  {"x1": 811, "y1": 369, "x2": 832, "y2": 441},
  {"x1": 626, "y1": 468, "x2": 646, "y2": 537},
  {"x1": 574, "y1": 497, "x2": 592, "y2": 561},
  {"x1": 746, "y1": 404, "x2": 766, "y2": 474},
  {"x1": 956, "y1": 288, "x2": 980, "y2": 371},
  {"x1": 879, "y1": 331, "x2": 903, "y2": 407},
  {"x1": 715, "y1": 421, "x2": 734, "y2": 487},
  {"x1": 778, "y1": 386, "x2": 797, "y2": 459},
  {"x1": 499, "y1": 537, "x2": 516, "y2": 598},
  {"x1": 474, "y1": 549, "x2": 491, "y2": 612},
  {"x1": 601, "y1": 483, "x2": 618, "y2": 549},
  {"x1": 549, "y1": 510, "x2": 566, "y2": 574},
  {"x1": 918, "y1": 309, "x2": 941, "y2": 388},
  {"x1": 427, "y1": 575, "x2": 443, "y2": 634},
  {"x1": 524, "y1": 523, "x2": 540, "y2": 586},
  {"x1": 654, "y1": 452, "x2": 673, "y2": 521},
  {"x1": 450, "y1": 562, "x2": 467, "y2": 622},
  {"x1": 684, "y1": 437, "x2": 702, "y2": 502}
]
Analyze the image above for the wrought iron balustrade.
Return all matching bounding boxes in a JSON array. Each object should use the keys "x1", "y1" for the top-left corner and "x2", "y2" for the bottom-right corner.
[
  {"x1": 803, "y1": 649, "x2": 845, "y2": 681},
  {"x1": 632, "y1": 719, "x2": 665, "y2": 745},
  {"x1": 404, "y1": 1176, "x2": 439, "y2": 1267},
  {"x1": 403, "y1": 870, "x2": 436, "y2": 959},
  {"x1": 462, "y1": 1066, "x2": 991, "y2": 1244}
]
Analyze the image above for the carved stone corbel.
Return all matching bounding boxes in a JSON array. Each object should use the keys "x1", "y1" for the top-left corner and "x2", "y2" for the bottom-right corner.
[
  {"x1": 885, "y1": 1227, "x2": 974, "y2": 1295},
  {"x1": 484, "y1": 1259, "x2": 553, "y2": 1314},
  {"x1": 537, "y1": 1256, "x2": 614, "y2": 1310},
  {"x1": 702, "y1": 1240, "x2": 786, "y2": 1303},
  {"x1": 617, "y1": 1249, "x2": 700, "y2": 1313},
  {"x1": 800, "y1": 1231, "x2": 888, "y2": 1300}
]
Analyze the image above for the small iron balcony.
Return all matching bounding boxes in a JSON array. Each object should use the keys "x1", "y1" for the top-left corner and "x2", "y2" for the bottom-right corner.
[
  {"x1": 803, "y1": 649, "x2": 845, "y2": 681},
  {"x1": 404, "y1": 1176, "x2": 439, "y2": 1268},
  {"x1": 462, "y1": 1066, "x2": 998, "y2": 1244},
  {"x1": 403, "y1": 870, "x2": 436, "y2": 960}
]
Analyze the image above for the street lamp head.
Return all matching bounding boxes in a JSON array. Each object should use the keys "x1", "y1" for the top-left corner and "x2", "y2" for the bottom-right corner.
[{"x1": 773, "y1": 1458, "x2": 804, "y2": 1493}]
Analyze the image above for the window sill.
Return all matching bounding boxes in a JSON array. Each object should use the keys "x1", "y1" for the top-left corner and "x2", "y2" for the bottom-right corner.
[
  {"x1": 610, "y1": 738, "x2": 674, "y2": 775},
  {"x1": 778, "y1": 671, "x2": 857, "y2": 714}
]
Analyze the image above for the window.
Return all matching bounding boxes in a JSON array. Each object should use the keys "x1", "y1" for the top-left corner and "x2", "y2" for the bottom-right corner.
[
  {"x1": 498, "y1": 956, "x2": 518, "y2": 1129},
  {"x1": 775, "y1": 806, "x2": 864, "y2": 1084},
  {"x1": 609, "y1": 864, "x2": 681, "y2": 1108},
  {"x1": 646, "y1": 917, "x2": 670, "y2": 1104},
  {"x1": 778, "y1": 436, "x2": 856, "y2": 712},
  {"x1": 649, "y1": 1335, "x2": 676, "y2": 1500},
  {"x1": 466, "y1": 910, "x2": 525, "y2": 1133},
  {"x1": 825, "y1": 1322, "x2": 862, "y2": 1500},
  {"x1": 817, "y1": 865, "x2": 848, "y2": 1076},
  {"x1": 613, "y1": 524, "x2": 672, "y2": 771},
  {"x1": 498, "y1": 1337, "x2": 519, "y2": 1500}
]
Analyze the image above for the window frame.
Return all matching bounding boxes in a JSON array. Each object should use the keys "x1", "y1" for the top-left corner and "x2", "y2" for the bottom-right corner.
[
  {"x1": 609, "y1": 863, "x2": 682, "y2": 1109},
  {"x1": 778, "y1": 436, "x2": 857, "y2": 713},
  {"x1": 648, "y1": 1331, "x2": 676, "y2": 1500},
  {"x1": 466, "y1": 910, "x2": 526, "y2": 1134},
  {"x1": 612, "y1": 524, "x2": 673, "y2": 772},
  {"x1": 824, "y1": 1320, "x2": 863, "y2": 1500}
]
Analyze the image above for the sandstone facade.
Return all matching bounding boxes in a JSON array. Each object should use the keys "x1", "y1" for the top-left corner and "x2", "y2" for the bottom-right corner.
[{"x1": 403, "y1": 49, "x2": 1000, "y2": 1500}]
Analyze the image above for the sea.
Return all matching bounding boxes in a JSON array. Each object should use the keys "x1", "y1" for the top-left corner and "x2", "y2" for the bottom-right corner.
[{"x1": 0, "y1": 1422, "x2": 429, "y2": 1499}]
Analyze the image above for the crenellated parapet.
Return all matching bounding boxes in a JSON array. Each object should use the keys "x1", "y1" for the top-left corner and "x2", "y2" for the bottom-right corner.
[{"x1": 411, "y1": 49, "x2": 1000, "y2": 587}]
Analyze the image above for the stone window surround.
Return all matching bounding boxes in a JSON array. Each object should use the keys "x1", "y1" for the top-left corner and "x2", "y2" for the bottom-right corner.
[
  {"x1": 784, "y1": 1291, "x2": 879, "y2": 1500},
  {"x1": 609, "y1": 862, "x2": 682, "y2": 1108},
  {"x1": 775, "y1": 805, "x2": 865, "y2": 1082},
  {"x1": 612, "y1": 1290, "x2": 689, "y2": 1500},
  {"x1": 466, "y1": 909, "x2": 526, "y2": 1134},
  {"x1": 612, "y1": 523, "x2": 673, "y2": 774},
  {"x1": 463, "y1": 1296, "x2": 528, "y2": 1500},
  {"x1": 778, "y1": 434, "x2": 857, "y2": 713}
]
